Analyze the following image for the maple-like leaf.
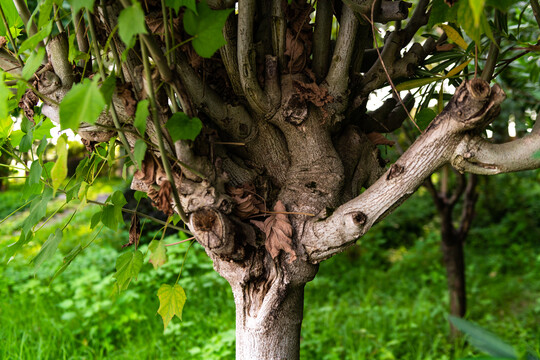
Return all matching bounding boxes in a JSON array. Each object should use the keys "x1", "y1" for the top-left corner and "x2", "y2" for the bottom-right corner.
[
  {"x1": 252, "y1": 200, "x2": 297, "y2": 263},
  {"x1": 157, "y1": 284, "x2": 187, "y2": 329},
  {"x1": 148, "y1": 240, "x2": 168, "y2": 269}
]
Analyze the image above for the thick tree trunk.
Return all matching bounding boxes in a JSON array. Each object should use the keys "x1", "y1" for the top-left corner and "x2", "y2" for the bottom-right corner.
[{"x1": 234, "y1": 283, "x2": 306, "y2": 360}]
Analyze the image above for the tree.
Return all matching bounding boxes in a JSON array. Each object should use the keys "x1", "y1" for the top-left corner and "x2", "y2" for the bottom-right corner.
[{"x1": 1, "y1": 0, "x2": 539, "y2": 358}]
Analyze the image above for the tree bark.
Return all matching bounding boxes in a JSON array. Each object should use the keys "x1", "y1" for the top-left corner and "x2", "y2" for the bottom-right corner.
[
  {"x1": 234, "y1": 283, "x2": 306, "y2": 360},
  {"x1": 441, "y1": 230, "x2": 466, "y2": 337}
]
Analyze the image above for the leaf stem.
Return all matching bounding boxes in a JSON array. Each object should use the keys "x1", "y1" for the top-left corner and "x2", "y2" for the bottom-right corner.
[{"x1": 175, "y1": 240, "x2": 195, "y2": 285}]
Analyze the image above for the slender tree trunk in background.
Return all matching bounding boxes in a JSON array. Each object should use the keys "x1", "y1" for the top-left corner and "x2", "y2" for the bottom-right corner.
[
  {"x1": 426, "y1": 170, "x2": 478, "y2": 338},
  {"x1": 441, "y1": 230, "x2": 467, "y2": 336}
]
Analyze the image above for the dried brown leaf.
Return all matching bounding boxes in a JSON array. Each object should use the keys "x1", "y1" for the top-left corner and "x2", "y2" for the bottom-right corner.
[
  {"x1": 19, "y1": 90, "x2": 39, "y2": 123},
  {"x1": 367, "y1": 132, "x2": 395, "y2": 146},
  {"x1": 252, "y1": 200, "x2": 297, "y2": 263},
  {"x1": 227, "y1": 184, "x2": 265, "y2": 219},
  {"x1": 134, "y1": 154, "x2": 156, "y2": 185},
  {"x1": 117, "y1": 84, "x2": 137, "y2": 117},
  {"x1": 123, "y1": 214, "x2": 141, "y2": 248},
  {"x1": 151, "y1": 180, "x2": 174, "y2": 216},
  {"x1": 0, "y1": 36, "x2": 6, "y2": 48}
]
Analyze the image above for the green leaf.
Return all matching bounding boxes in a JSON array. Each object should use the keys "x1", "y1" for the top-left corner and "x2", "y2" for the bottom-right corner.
[
  {"x1": 50, "y1": 244, "x2": 83, "y2": 284},
  {"x1": 439, "y1": 24, "x2": 469, "y2": 50},
  {"x1": 118, "y1": 3, "x2": 148, "y2": 47},
  {"x1": 28, "y1": 161, "x2": 43, "y2": 185},
  {"x1": 36, "y1": 136, "x2": 48, "y2": 156},
  {"x1": 134, "y1": 99, "x2": 149, "y2": 137},
  {"x1": 165, "y1": 0, "x2": 197, "y2": 15},
  {"x1": 33, "y1": 118, "x2": 55, "y2": 140},
  {"x1": 133, "y1": 139, "x2": 147, "y2": 170},
  {"x1": 468, "y1": 0, "x2": 486, "y2": 26},
  {"x1": 22, "y1": 48, "x2": 46, "y2": 81},
  {"x1": 37, "y1": 0, "x2": 54, "y2": 30},
  {"x1": 90, "y1": 209, "x2": 102, "y2": 229},
  {"x1": 59, "y1": 78, "x2": 106, "y2": 130},
  {"x1": 396, "y1": 77, "x2": 440, "y2": 91},
  {"x1": 448, "y1": 316, "x2": 518, "y2": 359},
  {"x1": 68, "y1": 0, "x2": 96, "y2": 14},
  {"x1": 31, "y1": 228, "x2": 63, "y2": 271},
  {"x1": 51, "y1": 134, "x2": 68, "y2": 195},
  {"x1": 4, "y1": 232, "x2": 33, "y2": 262},
  {"x1": 0, "y1": 117, "x2": 14, "y2": 139},
  {"x1": 18, "y1": 21, "x2": 52, "y2": 54},
  {"x1": 0, "y1": 1, "x2": 23, "y2": 37},
  {"x1": 68, "y1": 32, "x2": 89, "y2": 63},
  {"x1": 0, "y1": 72, "x2": 12, "y2": 120},
  {"x1": 533, "y1": 150, "x2": 540, "y2": 159},
  {"x1": 148, "y1": 240, "x2": 167, "y2": 269},
  {"x1": 428, "y1": 0, "x2": 458, "y2": 28},
  {"x1": 134, "y1": 191, "x2": 148, "y2": 202},
  {"x1": 111, "y1": 190, "x2": 127, "y2": 207},
  {"x1": 157, "y1": 283, "x2": 187, "y2": 329},
  {"x1": 485, "y1": 0, "x2": 516, "y2": 12},
  {"x1": 183, "y1": 2, "x2": 232, "y2": 58},
  {"x1": 114, "y1": 250, "x2": 144, "y2": 292},
  {"x1": 19, "y1": 130, "x2": 33, "y2": 152},
  {"x1": 21, "y1": 187, "x2": 53, "y2": 235},
  {"x1": 165, "y1": 112, "x2": 203, "y2": 141},
  {"x1": 100, "y1": 74, "x2": 117, "y2": 105},
  {"x1": 101, "y1": 204, "x2": 119, "y2": 230},
  {"x1": 416, "y1": 108, "x2": 437, "y2": 131}
]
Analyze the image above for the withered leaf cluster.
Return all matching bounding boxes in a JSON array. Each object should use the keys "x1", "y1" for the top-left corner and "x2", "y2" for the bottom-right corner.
[
  {"x1": 284, "y1": 0, "x2": 314, "y2": 74},
  {"x1": 227, "y1": 183, "x2": 266, "y2": 219},
  {"x1": 252, "y1": 200, "x2": 297, "y2": 263},
  {"x1": 133, "y1": 155, "x2": 175, "y2": 216}
]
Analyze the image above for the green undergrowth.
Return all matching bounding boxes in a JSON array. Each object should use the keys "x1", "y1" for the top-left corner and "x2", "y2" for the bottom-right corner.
[{"x1": 0, "y1": 172, "x2": 539, "y2": 359}]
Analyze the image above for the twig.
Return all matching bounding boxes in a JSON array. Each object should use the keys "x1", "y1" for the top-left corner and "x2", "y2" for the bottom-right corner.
[
  {"x1": 87, "y1": 10, "x2": 137, "y2": 167},
  {"x1": 141, "y1": 39, "x2": 189, "y2": 224},
  {"x1": 363, "y1": 3, "x2": 421, "y2": 133},
  {"x1": 165, "y1": 237, "x2": 195, "y2": 247}
]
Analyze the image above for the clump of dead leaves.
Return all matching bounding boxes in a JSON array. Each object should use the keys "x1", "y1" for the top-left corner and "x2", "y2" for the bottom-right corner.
[
  {"x1": 228, "y1": 184, "x2": 297, "y2": 263},
  {"x1": 134, "y1": 154, "x2": 175, "y2": 216}
]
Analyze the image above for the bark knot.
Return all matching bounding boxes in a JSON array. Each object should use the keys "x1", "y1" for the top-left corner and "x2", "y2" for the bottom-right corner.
[
  {"x1": 192, "y1": 208, "x2": 218, "y2": 232},
  {"x1": 386, "y1": 163, "x2": 405, "y2": 180}
]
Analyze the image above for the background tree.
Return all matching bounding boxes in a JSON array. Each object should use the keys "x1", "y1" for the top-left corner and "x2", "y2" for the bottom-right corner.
[{"x1": 0, "y1": 0, "x2": 539, "y2": 359}]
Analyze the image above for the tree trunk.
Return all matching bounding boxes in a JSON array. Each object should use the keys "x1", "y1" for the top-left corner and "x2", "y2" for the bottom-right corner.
[
  {"x1": 234, "y1": 283, "x2": 306, "y2": 360},
  {"x1": 441, "y1": 230, "x2": 466, "y2": 337}
]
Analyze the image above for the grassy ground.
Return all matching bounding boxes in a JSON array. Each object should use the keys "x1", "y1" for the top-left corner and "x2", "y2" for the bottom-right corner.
[{"x1": 0, "y1": 172, "x2": 539, "y2": 359}]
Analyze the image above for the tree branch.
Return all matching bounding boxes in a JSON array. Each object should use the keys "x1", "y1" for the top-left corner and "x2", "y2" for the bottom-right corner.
[
  {"x1": 220, "y1": 14, "x2": 244, "y2": 97},
  {"x1": 312, "y1": 0, "x2": 333, "y2": 82},
  {"x1": 237, "y1": 0, "x2": 271, "y2": 116},
  {"x1": 325, "y1": 4, "x2": 359, "y2": 98},
  {"x1": 530, "y1": 0, "x2": 540, "y2": 28},
  {"x1": 271, "y1": 0, "x2": 286, "y2": 70},
  {"x1": 451, "y1": 130, "x2": 540, "y2": 175},
  {"x1": 302, "y1": 79, "x2": 507, "y2": 262}
]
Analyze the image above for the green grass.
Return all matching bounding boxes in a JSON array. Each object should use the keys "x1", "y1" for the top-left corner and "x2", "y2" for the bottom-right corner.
[{"x1": 1, "y1": 172, "x2": 539, "y2": 359}]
